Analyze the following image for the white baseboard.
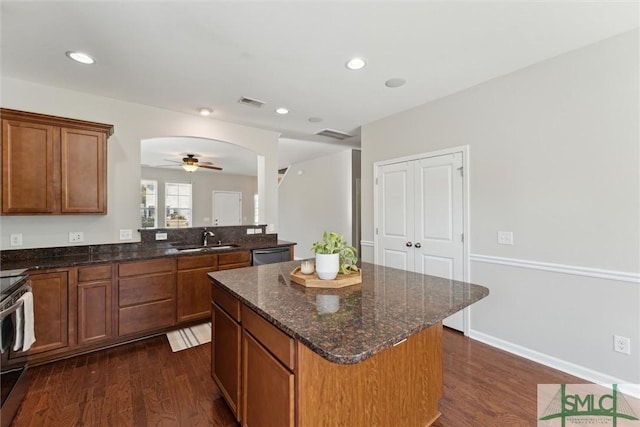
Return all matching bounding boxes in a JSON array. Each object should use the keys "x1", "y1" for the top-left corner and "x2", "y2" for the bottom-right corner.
[{"x1": 469, "y1": 329, "x2": 640, "y2": 399}]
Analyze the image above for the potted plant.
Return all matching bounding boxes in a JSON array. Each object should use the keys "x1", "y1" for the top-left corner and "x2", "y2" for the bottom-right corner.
[{"x1": 311, "y1": 231, "x2": 359, "y2": 280}]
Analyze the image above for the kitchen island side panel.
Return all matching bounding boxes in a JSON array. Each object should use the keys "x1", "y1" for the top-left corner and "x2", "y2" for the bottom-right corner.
[{"x1": 296, "y1": 322, "x2": 443, "y2": 427}]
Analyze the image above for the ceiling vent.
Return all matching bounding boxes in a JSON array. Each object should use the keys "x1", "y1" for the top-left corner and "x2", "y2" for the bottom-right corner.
[
  {"x1": 238, "y1": 96, "x2": 265, "y2": 108},
  {"x1": 315, "y1": 128, "x2": 353, "y2": 140}
]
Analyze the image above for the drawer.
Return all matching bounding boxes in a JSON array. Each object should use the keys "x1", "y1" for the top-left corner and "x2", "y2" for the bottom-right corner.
[
  {"x1": 242, "y1": 304, "x2": 295, "y2": 370},
  {"x1": 212, "y1": 284, "x2": 241, "y2": 322},
  {"x1": 119, "y1": 272, "x2": 174, "y2": 306},
  {"x1": 118, "y1": 299, "x2": 175, "y2": 336},
  {"x1": 218, "y1": 250, "x2": 250, "y2": 266},
  {"x1": 118, "y1": 258, "x2": 175, "y2": 277},
  {"x1": 178, "y1": 254, "x2": 218, "y2": 270},
  {"x1": 78, "y1": 264, "x2": 112, "y2": 282}
]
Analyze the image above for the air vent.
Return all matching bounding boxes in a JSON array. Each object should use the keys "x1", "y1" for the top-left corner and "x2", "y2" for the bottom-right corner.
[
  {"x1": 238, "y1": 96, "x2": 265, "y2": 108},
  {"x1": 315, "y1": 128, "x2": 353, "y2": 140}
]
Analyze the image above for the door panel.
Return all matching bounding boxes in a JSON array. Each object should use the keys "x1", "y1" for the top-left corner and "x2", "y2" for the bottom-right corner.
[
  {"x1": 212, "y1": 191, "x2": 242, "y2": 226},
  {"x1": 377, "y1": 151, "x2": 465, "y2": 332},
  {"x1": 382, "y1": 249, "x2": 409, "y2": 271},
  {"x1": 378, "y1": 162, "x2": 414, "y2": 272}
]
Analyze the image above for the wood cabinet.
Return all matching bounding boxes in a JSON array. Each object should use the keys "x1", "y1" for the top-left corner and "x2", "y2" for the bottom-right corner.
[
  {"x1": 177, "y1": 254, "x2": 218, "y2": 323},
  {"x1": 242, "y1": 306, "x2": 295, "y2": 427},
  {"x1": 211, "y1": 294, "x2": 241, "y2": 420},
  {"x1": 76, "y1": 264, "x2": 113, "y2": 346},
  {"x1": 12, "y1": 271, "x2": 69, "y2": 357},
  {"x1": 0, "y1": 108, "x2": 113, "y2": 215},
  {"x1": 211, "y1": 283, "x2": 295, "y2": 426},
  {"x1": 117, "y1": 258, "x2": 176, "y2": 337},
  {"x1": 218, "y1": 250, "x2": 251, "y2": 270}
]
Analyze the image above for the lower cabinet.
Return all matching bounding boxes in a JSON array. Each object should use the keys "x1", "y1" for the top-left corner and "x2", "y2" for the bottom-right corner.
[
  {"x1": 177, "y1": 254, "x2": 218, "y2": 323},
  {"x1": 12, "y1": 270, "x2": 69, "y2": 358},
  {"x1": 212, "y1": 301, "x2": 241, "y2": 419},
  {"x1": 212, "y1": 282, "x2": 295, "y2": 426},
  {"x1": 242, "y1": 332, "x2": 295, "y2": 427},
  {"x1": 77, "y1": 264, "x2": 113, "y2": 346},
  {"x1": 117, "y1": 258, "x2": 176, "y2": 337}
]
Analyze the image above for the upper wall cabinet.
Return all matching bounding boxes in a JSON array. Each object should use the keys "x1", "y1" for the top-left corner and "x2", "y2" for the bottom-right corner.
[{"x1": 1, "y1": 109, "x2": 113, "y2": 215}]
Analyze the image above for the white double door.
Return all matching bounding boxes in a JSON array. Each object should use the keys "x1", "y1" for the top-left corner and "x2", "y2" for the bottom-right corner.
[{"x1": 375, "y1": 151, "x2": 466, "y2": 331}]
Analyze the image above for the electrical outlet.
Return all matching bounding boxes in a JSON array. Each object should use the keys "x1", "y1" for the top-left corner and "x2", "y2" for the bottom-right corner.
[
  {"x1": 155, "y1": 232, "x2": 167, "y2": 241},
  {"x1": 119, "y1": 229, "x2": 133, "y2": 240},
  {"x1": 614, "y1": 335, "x2": 631, "y2": 355},
  {"x1": 497, "y1": 231, "x2": 514, "y2": 245},
  {"x1": 254, "y1": 228, "x2": 262, "y2": 234},
  {"x1": 69, "y1": 231, "x2": 84, "y2": 243},
  {"x1": 247, "y1": 229, "x2": 255, "y2": 235},
  {"x1": 10, "y1": 234, "x2": 23, "y2": 247}
]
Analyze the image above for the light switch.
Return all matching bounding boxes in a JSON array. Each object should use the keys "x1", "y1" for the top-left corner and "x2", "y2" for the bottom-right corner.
[
  {"x1": 120, "y1": 229, "x2": 133, "y2": 240},
  {"x1": 497, "y1": 231, "x2": 514, "y2": 245}
]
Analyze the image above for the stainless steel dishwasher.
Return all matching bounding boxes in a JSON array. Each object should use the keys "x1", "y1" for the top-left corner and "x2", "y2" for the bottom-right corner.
[{"x1": 251, "y1": 247, "x2": 291, "y2": 265}]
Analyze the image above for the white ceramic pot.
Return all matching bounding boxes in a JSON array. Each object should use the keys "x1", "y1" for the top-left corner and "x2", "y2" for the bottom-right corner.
[{"x1": 315, "y1": 253, "x2": 339, "y2": 280}]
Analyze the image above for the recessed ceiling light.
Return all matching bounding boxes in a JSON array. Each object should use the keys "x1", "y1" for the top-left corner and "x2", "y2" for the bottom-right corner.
[
  {"x1": 198, "y1": 108, "x2": 213, "y2": 116},
  {"x1": 275, "y1": 107, "x2": 289, "y2": 115},
  {"x1": 65, "y1": 51, "x2": 95, "y2": 65},
  {"x1": 346, "y1": 57, "x2": 366, "y2": 70},
  {"x1": 385, "y1": 78, "x2": 406, "y2": 88},
  {"x1": 308, "y1": 117, "x2": 323, "y2": 123}
]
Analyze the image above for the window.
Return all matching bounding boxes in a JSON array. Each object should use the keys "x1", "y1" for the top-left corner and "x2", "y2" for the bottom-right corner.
[
  {"x1": 140, "y1": 180, "x2": 157, "y2": 228},
  {"x1": 165, "y1": 182, "x2": 192, "y2": 228}
]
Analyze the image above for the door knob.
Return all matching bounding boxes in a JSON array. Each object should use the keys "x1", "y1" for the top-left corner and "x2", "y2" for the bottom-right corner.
[
  {"x1": 414, "y1": 243, "x2": 422, "y2": 248},
  {"x1": 406, "y1": 242, "x2": 413, "y2": 247}
]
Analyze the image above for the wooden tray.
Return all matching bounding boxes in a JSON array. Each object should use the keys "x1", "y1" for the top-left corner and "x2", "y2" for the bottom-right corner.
[{"x1": 290, "y1": 267, "x2": 362, "y2": 288}]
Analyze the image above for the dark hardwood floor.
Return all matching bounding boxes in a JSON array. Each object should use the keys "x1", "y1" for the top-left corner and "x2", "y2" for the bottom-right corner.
[{"x1": 12, "y1": 328, "x2": 583, "y2": 426}]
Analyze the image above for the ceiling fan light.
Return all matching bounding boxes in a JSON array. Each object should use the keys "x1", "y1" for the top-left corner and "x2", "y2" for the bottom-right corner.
[{"x1": 182, "y1": 164, "x2": 198, "y2": 172}]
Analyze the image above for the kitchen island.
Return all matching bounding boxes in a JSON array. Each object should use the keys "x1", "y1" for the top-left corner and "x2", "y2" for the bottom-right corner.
[{"x1": 209, "y1": 260, "x2": 489, "y2": 427}]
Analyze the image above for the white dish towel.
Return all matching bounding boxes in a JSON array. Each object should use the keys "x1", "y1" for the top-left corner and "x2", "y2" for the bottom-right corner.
[{"x1": 13, "y1": 291, "x2": 36, "y2": 352}]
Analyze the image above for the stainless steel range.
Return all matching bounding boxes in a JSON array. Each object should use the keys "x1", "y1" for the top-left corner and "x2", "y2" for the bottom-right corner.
[{"x1": 0, "y1": 270, "x2": 30, "y2": 427}]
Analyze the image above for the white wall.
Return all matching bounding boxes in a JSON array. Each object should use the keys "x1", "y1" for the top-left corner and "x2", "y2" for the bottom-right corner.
[
  {"x1": 141, "y1": 166, "x2": 257, "y2": 227},
  {"x1": 278, "y1": 149, "x2": 355, "y2": 260},
  {"x1": 361, "y1": 30, "x2": 639, "y2": 386},
  {"x1": 0, "y1": 77, "x2": 279, "y2": 249}
]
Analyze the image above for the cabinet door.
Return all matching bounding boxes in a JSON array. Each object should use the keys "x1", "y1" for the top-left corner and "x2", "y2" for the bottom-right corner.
[
  {"x1": 1, "y1": 119, "x2": 57, "y2": 213},
  {"x1": 177, "y1": 267, "x2": 213, "y2": 323},
  {"x1": 77, "y1": 280, "x2": 112, "y2": 346},
  {"x1": 212, "y1": 302, "x2": 241, "y2": 420},
  {"x1": 60, "y1": 127, "x2": 107, "y2": 213},
  {"x1": 19, "y1": 271, "x2": 68, "y2": 355},
  {"x1": 242, "y1": 331, "x2": 294, "y2": 427}
]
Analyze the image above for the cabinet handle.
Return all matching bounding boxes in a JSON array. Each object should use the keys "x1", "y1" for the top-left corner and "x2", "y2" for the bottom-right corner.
[
  {"x1": 406, "y1": 242, "x2": 413, "y2": 247},
  {"x1": 414, "y1": 243, "x2": 422, "y2": 248}
]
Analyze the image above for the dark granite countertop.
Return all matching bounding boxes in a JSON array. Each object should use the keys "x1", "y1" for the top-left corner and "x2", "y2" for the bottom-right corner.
[
  {"x1": 0, "y1": 240, "x2": 295, "y2": 272},
  {"x1": 209, "y1": 260, "x2": 489, "y2": 365}
]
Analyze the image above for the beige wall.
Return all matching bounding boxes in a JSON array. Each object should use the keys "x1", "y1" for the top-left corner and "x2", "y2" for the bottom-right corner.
[
  {"x1": 361, "y1": 30, "x2": 639, "y2": 386},
  {"x1": 141, "y1": 166, "x2": 257, "y2": 227},
  {"x1": 278, "y1": 149, "x2": 356, "y2": 260},
  {"x1": 0, "y1": 77, "x2": 279, "y2": 248}
]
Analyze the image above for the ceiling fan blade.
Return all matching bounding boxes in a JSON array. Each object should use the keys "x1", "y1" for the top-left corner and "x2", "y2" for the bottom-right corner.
[
  {"x1": 199, "y1": 164, "x2": 223, "y2": 171},
  {"x1": 163, "y1": 159, "x2": 183, "y2": 164}
]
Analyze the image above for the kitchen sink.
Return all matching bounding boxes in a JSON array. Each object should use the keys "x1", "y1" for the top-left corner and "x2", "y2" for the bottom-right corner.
[{"x1": 173, "y1": 244, "x2": 239, "y2": 253}]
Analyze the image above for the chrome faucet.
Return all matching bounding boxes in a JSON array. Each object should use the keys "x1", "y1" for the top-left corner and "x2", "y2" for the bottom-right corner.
[{"x1": 202, "y1": 228, "x2": 215, "y2": 246}]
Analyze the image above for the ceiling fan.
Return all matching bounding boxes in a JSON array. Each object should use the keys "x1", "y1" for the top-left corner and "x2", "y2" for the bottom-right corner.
[{"x1": 165, "y1": 154, "x2": 223, "y2": 172}]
